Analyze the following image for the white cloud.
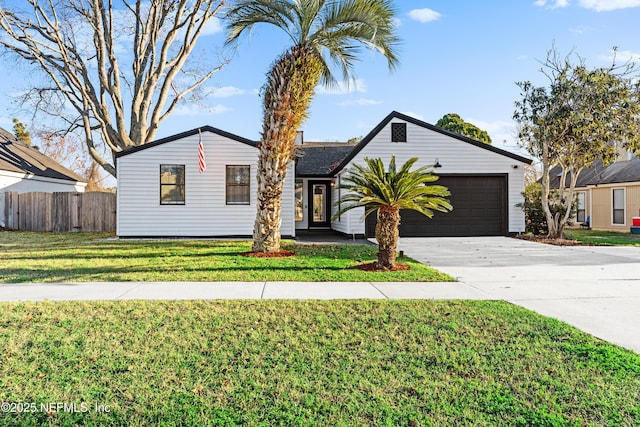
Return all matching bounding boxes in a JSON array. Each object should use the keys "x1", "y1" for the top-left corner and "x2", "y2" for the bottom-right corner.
[
  {"x1": 569, "y1": 25, "x2": 591, "y2": 35},
  {"x1": 534, "y1": 0, "x2": 569, "y2": 8},
  {"x1": 338, "y1": 98, "x2": 382, "y2": 106},
  {"x1": 578, "y1": 0, "x2": 640, "y2": 11},
  {"x1": 201, "y1": 17, "x2": 223, "y2": 36},
  {"x1": 465, "y1": 117, "x2": 521, "y2": 151},
  {"x1": 599, "y1": 48, "x2": 640, "y2": 63},
  {"x1": 317, "y1": 78, "x2": 367, "y2": 95},
  {"x1": 211, "y1": 86, "x2": 246, "y2": 98},
  {"x1": 535, "y1": 0, "x2": 640, "y2": 10},
  {"x1": 408, "y1": 8, "x2": 442, "y2": 23},
  {"x1": 173, "y1": 104, "x2": 230, "y2": 116},
  {"x1": 401, "y1": 111, "x2": 424, "y2": 121}
]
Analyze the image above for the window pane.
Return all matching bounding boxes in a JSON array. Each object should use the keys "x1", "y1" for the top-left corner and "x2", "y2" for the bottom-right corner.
[
  {"x1": 614, "y1": 209, "x2": 625, "y2": 224},
  {"x1": 160, "y1": 165, "x2": 185, "y2": 205},
  {"x1": 613, "y1": 189, "x2": 624, "y2": 209},
  {"x1": 613, "y1": 189, "x2": 624, "y2": 224},
  {"x1": 226, "y1": 165, "x2": 250, "y2": 205},
  {"x1": 576, "y1": 192, "x2": 585, "y2": 222},
  {"x1": 295, "y1": 180, "x2": 303, "y2": 221},
  {"x1": 313, "y1": 184, "x2": 325, "y2": 222},
  {"x1": 160, "y1": 165, "x2": 184, "y2": 184}
]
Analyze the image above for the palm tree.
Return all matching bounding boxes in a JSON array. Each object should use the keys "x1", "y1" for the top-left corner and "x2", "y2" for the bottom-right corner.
[
  {"x1": 334, "y1": 156, "x2": 452, "y2": 269},
  {"x1": 225, "y1": 0, "x2": 400, "y2": 253}
]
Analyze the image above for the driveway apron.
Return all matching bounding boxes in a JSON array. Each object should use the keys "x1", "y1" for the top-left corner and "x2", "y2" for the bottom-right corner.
[{"x1": 398, "y1": 236, "x2": 640, "y2": 353}]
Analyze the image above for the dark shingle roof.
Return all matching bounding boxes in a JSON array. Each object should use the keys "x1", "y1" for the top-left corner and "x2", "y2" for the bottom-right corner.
[
  {"x1": 0, "y1": 127, "x2": 86, "y2": 182},
  {"x1": 549, "y1": 157, "x2": 640, "y2": 188},
  {"x1": 295, "y1": 143, "x2": 358, "y2": 177}
]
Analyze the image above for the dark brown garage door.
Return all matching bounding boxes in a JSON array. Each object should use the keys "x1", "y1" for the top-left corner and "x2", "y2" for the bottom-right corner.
[{"x1": 365, "y1": 175, "x2": 507, "y2": 237}]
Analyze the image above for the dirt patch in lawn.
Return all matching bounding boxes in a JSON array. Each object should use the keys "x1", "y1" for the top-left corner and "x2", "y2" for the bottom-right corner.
[
  {"x1": 351, "y1": 261, "x2": 411, "y2": 272},
  {"x1": 515, "y1": 235, "x2": 608, "y2": 246},
  {"x1": 240, "y1": 250, "x2": 296, "y2": 258}
]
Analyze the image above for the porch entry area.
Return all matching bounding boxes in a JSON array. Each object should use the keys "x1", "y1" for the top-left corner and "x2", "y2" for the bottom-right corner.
[{"x1": 295, "y1": 179, "x2": 332, "y2": 230}]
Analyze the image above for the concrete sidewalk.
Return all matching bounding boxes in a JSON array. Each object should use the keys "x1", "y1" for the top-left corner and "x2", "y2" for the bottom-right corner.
[{"x1": 0, "y1": 280, "x2": 487, "y2": 302}]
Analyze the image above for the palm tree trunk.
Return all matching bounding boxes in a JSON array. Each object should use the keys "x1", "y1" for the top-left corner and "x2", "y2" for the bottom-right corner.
[
  {"x1": 375, "y1": 206, "x2": 400, "y2": 269},
  {"x1": 252, "y1": 146, "x2": 287, "y2": 252},
  {"x1": 252, "y1": 45, "x2": 323, "y2": 253}
]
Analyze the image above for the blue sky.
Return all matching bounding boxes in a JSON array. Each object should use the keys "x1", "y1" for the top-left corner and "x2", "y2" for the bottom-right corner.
[{"x1": 1, "y1": 0, "x2": 640, "y2": 157}]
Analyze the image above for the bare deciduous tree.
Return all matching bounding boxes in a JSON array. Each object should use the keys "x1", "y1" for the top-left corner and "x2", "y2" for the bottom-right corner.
[
  {"x1": 0, "y1": 0, "x2": 227, "y2": 176},
  {"x1": 38, "y1": 130, "x2": 110, "y2": 191}
]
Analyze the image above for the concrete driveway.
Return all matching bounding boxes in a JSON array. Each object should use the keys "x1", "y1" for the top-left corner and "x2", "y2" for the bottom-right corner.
[{"x1": 398, "y1": 236, "x2": 640, "y2": 353}]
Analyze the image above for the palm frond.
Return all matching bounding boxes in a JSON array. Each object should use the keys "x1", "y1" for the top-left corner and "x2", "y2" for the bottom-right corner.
[
  {"x1": 332, "y1": 155, "x2": 453, "y2": 221},
  {"x1": 225, "y1": 0, "x2": 298, "y2": 45},
  {"x1": 226, "y1": 0, "x2": 400, "y2": 86}
]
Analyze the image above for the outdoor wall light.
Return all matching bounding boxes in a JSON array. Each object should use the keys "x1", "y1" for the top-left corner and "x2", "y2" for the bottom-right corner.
[{"x1": 433, "y1": 158, "x2": 442, "y2": 168}]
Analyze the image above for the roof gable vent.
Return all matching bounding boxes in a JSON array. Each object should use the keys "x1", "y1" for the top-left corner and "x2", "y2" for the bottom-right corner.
[{"x1": 391, "y1": 123, "x2": 406, "y2": 143}]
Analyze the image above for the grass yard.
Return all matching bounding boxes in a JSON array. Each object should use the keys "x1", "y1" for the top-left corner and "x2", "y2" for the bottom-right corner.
[
  {"x1": 564, "y1": 228, "x2": 640, "y2": 246},
  {"x1": 0, "y1": 231, "x2": 452, "y2": 283},
  {"x1": 0, "y1": 300, "x2": 638, "y2": 426}
]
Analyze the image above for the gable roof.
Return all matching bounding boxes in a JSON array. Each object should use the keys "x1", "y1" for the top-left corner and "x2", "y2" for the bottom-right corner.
[
  {"x1": 115, "y1": 125, "x2": 257, "y2": 158},
  {"x1": 0, "y1": 127, "x2": 86, "y2": 183},
  {"x1": 550, "y1": 157, "x2": 640, "y2": 188},
  {"x1": 330, "y1": 111, "x2": 532, "y2": 175},
  {"x1": 295, "y1": 142, "x2": 358, "y2": 177}
]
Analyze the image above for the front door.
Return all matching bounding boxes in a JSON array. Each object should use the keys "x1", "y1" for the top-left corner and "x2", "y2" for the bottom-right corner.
[{"x1": 308, "y1": 181, "x2": 331, "y2": 228}]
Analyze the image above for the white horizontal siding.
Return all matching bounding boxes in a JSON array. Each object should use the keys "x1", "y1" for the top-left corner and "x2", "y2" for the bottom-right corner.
[
  {"x1": 332, "y1": 119, "x2": 527, "y2": 235},
  {"x1": 0, "y1": 171, "x2": 86, "y2": 193},
  {"x1": 117, "y1": 131, "x2": 295, "y2": 237}
]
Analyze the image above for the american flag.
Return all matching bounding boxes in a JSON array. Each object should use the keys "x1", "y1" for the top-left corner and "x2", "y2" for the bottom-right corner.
[{"x1": 198, "y1": 130, "x2": 206, "y2": 174}]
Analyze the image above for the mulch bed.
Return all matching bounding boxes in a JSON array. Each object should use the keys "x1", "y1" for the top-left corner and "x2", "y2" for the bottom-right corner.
[
  {"x1": 240, "y1": 250, "x2": 295, "y2": 258},
  {"x1": 515, "y1": 235, "x2": 608, "y2": 246},
  {"x1": 351, "y1": 262, "x2": 410, "y2": 272}
]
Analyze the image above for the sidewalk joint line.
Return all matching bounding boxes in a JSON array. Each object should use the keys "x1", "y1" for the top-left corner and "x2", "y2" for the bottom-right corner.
[
  {"x1": 115, "y1": 282, "x2": 145, "y2": 300},
  {"x1": 260, "y1": 282, "x2": 267, "y2": 299},
  {"x1": 369, "y1": 282, "x2": 389, "y2": 299}
]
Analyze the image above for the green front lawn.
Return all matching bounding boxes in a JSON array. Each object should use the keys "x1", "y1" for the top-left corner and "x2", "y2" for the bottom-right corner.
[
  {"x1": 0, "y1": 300, "x2": 638, "y2": 426},
  {"x1": 565, "y1": 228, "x2": 640, "y2": 246},
  {"x1": 0, "y1": 232, "x2": 452, "y2": 282}
]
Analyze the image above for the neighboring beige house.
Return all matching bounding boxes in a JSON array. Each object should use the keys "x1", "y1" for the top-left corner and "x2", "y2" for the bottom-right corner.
[{"x1": 550, "y1": 154, "x2": 640, "y2": 232}]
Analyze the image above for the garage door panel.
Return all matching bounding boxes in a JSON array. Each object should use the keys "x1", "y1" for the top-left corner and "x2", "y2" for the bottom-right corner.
[{"x1": 366, "y1": 175, "x2": 507, "y2": 237}]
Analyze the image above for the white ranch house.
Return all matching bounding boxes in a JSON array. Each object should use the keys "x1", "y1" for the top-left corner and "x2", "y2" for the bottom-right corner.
[{"x1": 116, "y1": 111, "x2": 531, "y2": 238}]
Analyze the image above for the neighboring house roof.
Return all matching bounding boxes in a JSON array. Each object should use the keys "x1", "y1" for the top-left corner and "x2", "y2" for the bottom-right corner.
[
  {"x1": 115, "y1": 125, "x2": 257, "y2": 158},
  {"x1": 0, "y1": 127, "x2": 86, "y2": 183},
  {"x1": 549, "y1": 157, "x2": 640, "y2": 188},
  {"x1": 295, "y1": 142, "x2": 358, "y2": 177},
  {"x1": 330, "y1": 111, "x2": 532, "y2": 175}
]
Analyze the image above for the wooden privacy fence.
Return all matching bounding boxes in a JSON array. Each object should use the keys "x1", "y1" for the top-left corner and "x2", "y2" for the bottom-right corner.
[{"x1": 2, "y1": 191, "x2": 116, "y2": 232}]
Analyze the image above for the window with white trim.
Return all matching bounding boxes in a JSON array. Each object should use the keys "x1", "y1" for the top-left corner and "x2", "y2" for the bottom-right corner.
[{"x1": 612, "y1": 188, "x2": 625, "y2": 225}]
